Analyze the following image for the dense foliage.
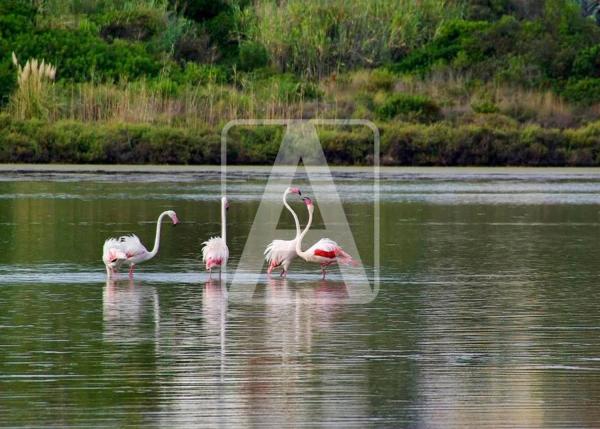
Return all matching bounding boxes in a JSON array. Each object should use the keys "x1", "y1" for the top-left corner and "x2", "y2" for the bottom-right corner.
[{"x1": 0, "y1": 0, "x2": 599, "y2": 164}]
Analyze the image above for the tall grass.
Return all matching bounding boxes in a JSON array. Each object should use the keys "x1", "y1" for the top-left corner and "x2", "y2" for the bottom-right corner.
[
  {"x1": 37, "y1": 0, "x2": 170, "y2": 15},
  {"x1": 10, "y1": 53, "x2": 57, "y2": 120},
  {"x1": 37, "y1": 68, "x2": 587, "y2": 130},
  {"x1": 243, "y1": 0, "x2": 466, "y2": 78},
  {"x1": 53, "y1": 78, "x2": 317, "y2": 128}
]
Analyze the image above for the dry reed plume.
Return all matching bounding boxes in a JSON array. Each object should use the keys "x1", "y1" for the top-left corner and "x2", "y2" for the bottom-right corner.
[{"x1": 11, "y1": 52, "x2": 57, "y2": 120}]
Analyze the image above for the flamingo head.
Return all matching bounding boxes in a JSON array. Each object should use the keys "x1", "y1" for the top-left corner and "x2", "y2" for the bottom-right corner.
[
  {"x1": 166, "y1": 210, "x2": 179, "y2": 225},
  {"x1": 105, "y1": 248, "x2": 126, "y2": 268},
  {"x1": 302, "y1": 197, "x2": 314, "y2": 212},
  {"x1": 286, "y1": 187, "x2": 302, "y2": 196},
  {"x1": 222, "y1": 196, "x2": 229, "y2": 210}
]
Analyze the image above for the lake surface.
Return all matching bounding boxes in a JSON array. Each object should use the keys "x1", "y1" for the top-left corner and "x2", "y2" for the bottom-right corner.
[{"x1": 1, "y1": 166, "x2": 600, "y2": 428}]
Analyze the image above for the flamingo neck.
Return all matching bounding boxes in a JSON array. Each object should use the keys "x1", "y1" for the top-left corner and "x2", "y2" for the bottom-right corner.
[
  {"x1": 148, "y1": 211, "x2": 168, "y2": 258},
  {"x1": 221, "y1": 199, "x2": 227, "y2": 244},
  {"x1": 295, "y1": 205, "x2": 313, "y2": 259},
  {"x1": 283, "y1": 191, "x2": 301, "y2": 238}
]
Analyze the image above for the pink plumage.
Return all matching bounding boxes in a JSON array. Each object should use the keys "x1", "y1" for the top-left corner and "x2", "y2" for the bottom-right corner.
[
  {"x1": 295, "y1": 198, "x2": 359, "y2": 279},
  {"x1": 201, "y1": 197, "x2": 229, "y2": 278}
]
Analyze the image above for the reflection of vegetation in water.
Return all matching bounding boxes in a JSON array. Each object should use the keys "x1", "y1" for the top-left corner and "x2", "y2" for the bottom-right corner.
[{"x1": 2, "y1": 175, "x2": 600, "y2": 425}]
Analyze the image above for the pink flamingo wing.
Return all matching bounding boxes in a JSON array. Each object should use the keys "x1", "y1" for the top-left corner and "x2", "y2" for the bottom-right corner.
[{"x1": 314, "y1": 249, "x2": 336, "y2": 259}]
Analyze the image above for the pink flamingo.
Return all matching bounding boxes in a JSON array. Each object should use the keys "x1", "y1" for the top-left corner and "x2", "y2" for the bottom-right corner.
[
  {"x1": 264, "y1": 187, "x2": 303, "y2": 277},
  {"x1": 102, "y1": 210, "x2": 179, "y2": 278},
  {"x1": 102, "y1": 244, "x2": 127, "y2": 277},
  {"x1": 295, "y1": 197, "x2": 358, "y2": 279},
  {"x1": 202, "y1": 197, "x2": 229, "y2": 278}
]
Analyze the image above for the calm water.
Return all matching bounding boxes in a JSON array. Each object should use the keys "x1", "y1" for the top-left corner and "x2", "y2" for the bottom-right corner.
[{"x1": 1, "y1": 167, "x2": 600, "y2": 428}]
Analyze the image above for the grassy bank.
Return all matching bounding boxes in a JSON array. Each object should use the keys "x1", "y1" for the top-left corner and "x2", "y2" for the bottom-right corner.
[
  {"x1": 2, "y1": 114, "x2": 599, "y2": 166},
  {"x1": 1, "y1": 0, "x2": 599, "y2": 165}
]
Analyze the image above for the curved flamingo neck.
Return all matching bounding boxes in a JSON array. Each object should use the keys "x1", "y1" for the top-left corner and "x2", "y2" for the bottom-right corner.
[
  {"x1": 295, "y1": 205, "x2": 314, "y2": 259},
  {"x1": 221, "y1": 199, "x2": 227, "y2": 244},
  {"x1": 283, "y1": 191, "x2": 301, "y2": 237},
  {"x1": 148, "y1": 211, "x2": 168, "y2": 258}
]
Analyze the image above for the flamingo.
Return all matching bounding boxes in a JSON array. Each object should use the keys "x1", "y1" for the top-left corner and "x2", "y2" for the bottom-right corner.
[
  {"x1": 295, "y1": 197, "x2": 358, "y2": 279},
  {"x1": 264, "y1": 187, "x2": 303, "y2": 277},
  {"x1": 102, "y1": 242, "x2": 127, "y2": 277},
  {"x1": 102, "y1": 210, "x2": 179, "y2": 278},
  {"x1": 202, "y1": 197, "x2": 229, "y2": 278}
]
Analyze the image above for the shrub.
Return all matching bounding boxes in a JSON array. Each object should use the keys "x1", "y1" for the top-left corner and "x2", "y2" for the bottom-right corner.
[
  {"x1": 226, "y1": 126, "x2": 283, "y2": 164},
  {"x1": 376, "y1": 93, "x2": 440, "y2": 122},
  {"x1": 174, "y1": 29, "x2": 218, "y2": 63},
  {"x1": 12, "y1": 29, "x2": 161, "y2": 82},
  {"x1": 466, "y1": 0, "x2": 512, "y2": 20},
  {"x1": 392, "y1": 19, "x2": 490, "y2": 74},
  {"x1": 365, "y1": 68, "x2": 398, "y2": 91},
  {"x1": 173, "y1": 0, "x2": 232, "y2": 22},
  {"x1": 0, "y1": 1, "x2": 36, "y2": 39},
  {"x1": 0, "y1": 57, "x2": 16, "y2": 106},
  {"x1": 181, "y1": 62, "x2": 227, "y2": 85},
  {"x1": 238, "y1": 41, "x2": 269, "y2": 72},
  {"x1": 572, "y1": 45, "x2": 600, "y2": 78},
  {"x1": 100, "y1": 9, "x2": 166, "y2": 42},
  {"x1": 563, "y1": 78, "x2": 600, "y2": 104},
  {"x1": 471, "y1": 98, "x2": 500, "y2": 113},
  {"x1": 319, "y1": 128, "x2": 375, "y2": 165}
]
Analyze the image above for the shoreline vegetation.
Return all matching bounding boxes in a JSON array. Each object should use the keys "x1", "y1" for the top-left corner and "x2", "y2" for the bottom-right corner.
[{"x1": 1, "y1": 0, "x2": 600, "y2": 165}]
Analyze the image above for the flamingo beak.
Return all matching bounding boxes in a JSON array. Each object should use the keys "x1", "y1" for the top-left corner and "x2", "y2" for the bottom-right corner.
[{"x1": 172, "y1": 215, "x2": 180, "y2": 225}]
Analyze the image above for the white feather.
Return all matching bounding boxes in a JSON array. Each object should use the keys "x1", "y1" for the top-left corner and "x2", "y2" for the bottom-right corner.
[
  {"x1": 201, "y1": 236, "x2": 229, "y2": 268},
  {"x1": 265, "y1": 239, "x2": 298, "y2": 271},
  {"x1": 117, "y1": 234, "x2": 147, "y2": 257}
]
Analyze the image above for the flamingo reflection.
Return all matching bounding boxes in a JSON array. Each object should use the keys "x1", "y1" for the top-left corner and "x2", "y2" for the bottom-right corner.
[{"x1": 103, "y1": 278, "x2": 160, "y2": 349}]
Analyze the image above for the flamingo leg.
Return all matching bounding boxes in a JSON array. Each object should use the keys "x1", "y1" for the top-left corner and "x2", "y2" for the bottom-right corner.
[
  {"x1": 321, "y1": 266, "x2": 327, "y2": 280},
  {"x1": 208, "y1": 269, "x2": 212, "y2": 279},
  {"x1": 129, "y1": 264, "x2": 135, "y2": 278}
]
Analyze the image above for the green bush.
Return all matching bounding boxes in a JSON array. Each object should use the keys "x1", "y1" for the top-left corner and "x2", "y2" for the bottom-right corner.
[
  {"x1": 466, "y1": 0, "x2": 512, "y2": 21},
  {"x1": 0, "y1": 1, "x2": 36, "y2": 39},
  {"x1": 366, "y1": 69, "x2": 396, "y2": 91},
  {"x1": 563, "y1": 78, "x2": 600, "y2": 104},
  {"x1": 392, "y1": 19, "x2": 490, "y2": 74},
  {"x1": 572, "y1": 45, "x2": 600, "y2": 77},
  {"x1": 0, "y1": 116, "x2": 600, "y2": 166},
  {"x1": 376, "y1": 93, "x2": 440, "y2": 122},
  {"x1": 238, "y1": 41, "x2": 269, "y2": 72},
  {"x1": 181, "y1": 63, "x2": 227, "y2": 85},
  {"x1": 471, "y1": 98, "x2": 500, "y2": 114},
  {"x1": 172, "y1": 0, "x2": 232, "y2": 22},
  {"x1": 100, "y1": 9, "x2": 166, "y2": 42},
  {"x1": 319, "y1": 128, "x2": 375, "y2": 165},
  {"x1": 12, "y1": 29, "x2": 161, "y2": 82},
  {"x1": 0, "y1": 56, "x2": 16, "y2": 106}
]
